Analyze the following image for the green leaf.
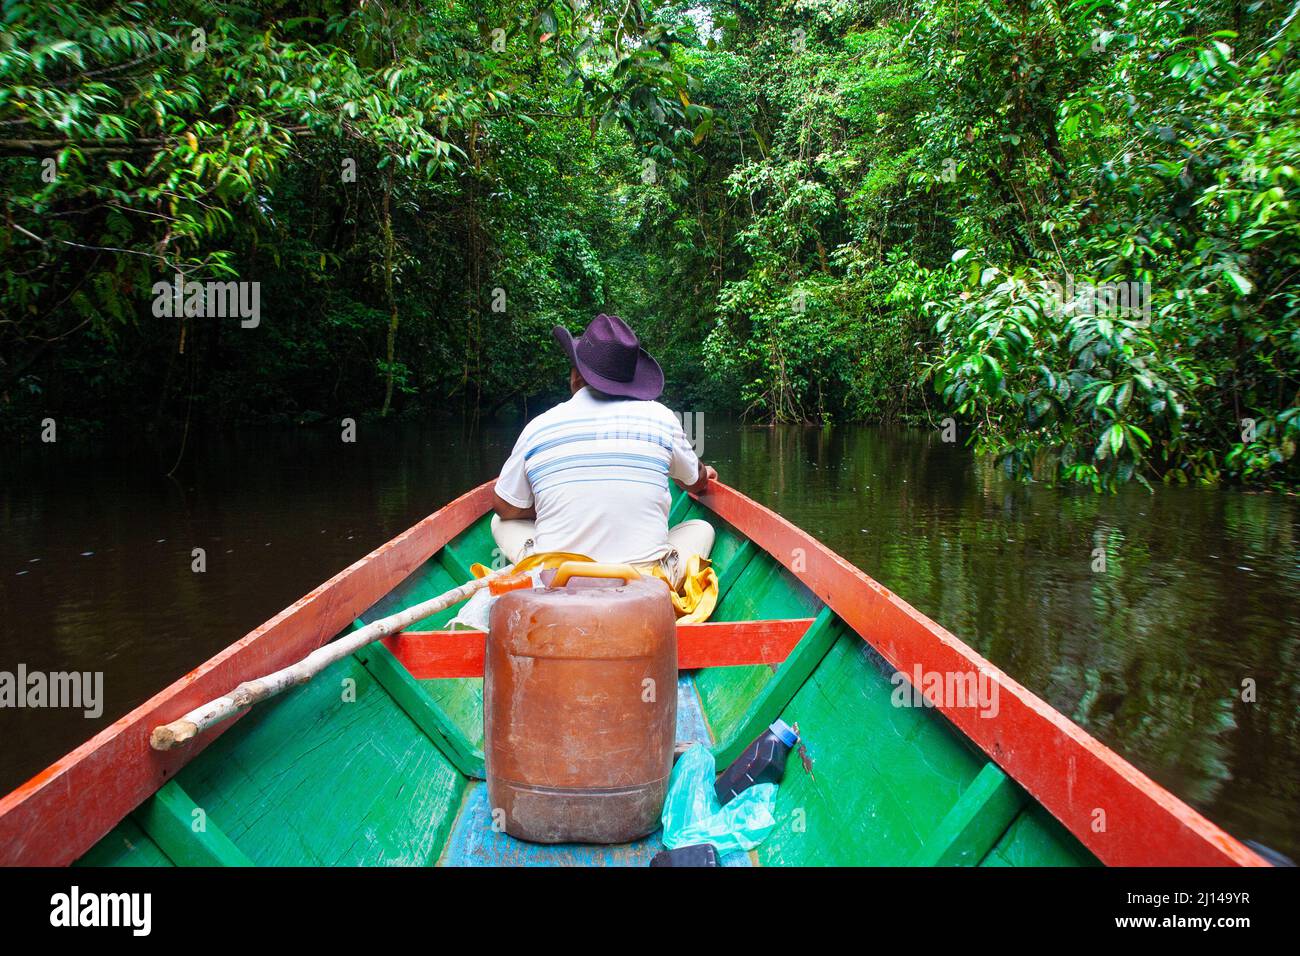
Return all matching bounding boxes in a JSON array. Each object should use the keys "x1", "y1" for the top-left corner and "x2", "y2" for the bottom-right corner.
[
  {"x1": 1223, "y1": 270, "x2": 1253, "y2": 295},
  {"x1": 1107, "y1": 423, "x2": 1125, "y2": 455}
]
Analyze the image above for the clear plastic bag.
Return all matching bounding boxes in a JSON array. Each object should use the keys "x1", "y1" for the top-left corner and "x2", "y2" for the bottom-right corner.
[
  {"x1": 660, "y1": 744, "x2": 778, "y2": 856},
  {"x1": 447, "y1": 568, "x2": 547, "y2": 631}
]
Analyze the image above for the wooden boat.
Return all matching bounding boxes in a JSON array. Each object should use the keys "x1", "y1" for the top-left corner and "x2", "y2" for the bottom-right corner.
[{"x1": 0, "y1": 481, "x2": 1268, "y2": 867}]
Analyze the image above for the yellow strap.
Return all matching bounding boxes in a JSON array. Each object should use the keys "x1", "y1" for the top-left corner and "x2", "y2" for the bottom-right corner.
[
  {"x1": 470, "y1": 551, "x2": 595, "y2": 579},
  {"x1": 471, "y1": 550, "x2": 717, "y2": 624}
]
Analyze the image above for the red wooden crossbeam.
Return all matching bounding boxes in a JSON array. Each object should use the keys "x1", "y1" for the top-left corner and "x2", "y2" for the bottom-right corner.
[{"x1": 381, "y1": 618, "x2": 815, "y2": 679}]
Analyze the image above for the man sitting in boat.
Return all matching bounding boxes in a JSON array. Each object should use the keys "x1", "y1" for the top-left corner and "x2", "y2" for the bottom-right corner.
[{"x1": 491, "y1": 312, "x2": 717, "y2": 589}]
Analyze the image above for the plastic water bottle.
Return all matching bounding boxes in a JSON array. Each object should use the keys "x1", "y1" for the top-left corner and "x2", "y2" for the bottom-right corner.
[{"x1": 714, "y1": 719, "x2": 799, "y2": 805}]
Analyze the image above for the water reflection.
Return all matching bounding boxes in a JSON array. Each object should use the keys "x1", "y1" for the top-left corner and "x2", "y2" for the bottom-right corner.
[
  {"x1": 711, "y1": 424, "x2": 1299, "y2": 857},
  {"x1": 1, "y1": 421, "x2": 1296, "y2": 858}
]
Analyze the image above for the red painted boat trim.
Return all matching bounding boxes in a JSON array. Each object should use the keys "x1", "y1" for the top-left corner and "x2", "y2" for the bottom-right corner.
[
  {"x1": 0, "y1": 483, "x2": 495, "y2": 867},
  {"x1": 694, "y1": 482, "x2": 1266, "y2": 867},
  {"x1": 384, "y1": 618, "x2": 814, "y2": 678}
]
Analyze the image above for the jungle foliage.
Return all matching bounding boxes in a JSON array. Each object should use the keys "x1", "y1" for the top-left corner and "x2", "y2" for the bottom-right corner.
[{"x1": 2, "y1": 0, "x2": 1298, "y2": 488}]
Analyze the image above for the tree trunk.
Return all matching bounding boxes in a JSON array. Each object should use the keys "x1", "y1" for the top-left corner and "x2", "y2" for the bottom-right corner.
[{"x1": 380, "y1": 166, "x2": 399, "y2": 417}]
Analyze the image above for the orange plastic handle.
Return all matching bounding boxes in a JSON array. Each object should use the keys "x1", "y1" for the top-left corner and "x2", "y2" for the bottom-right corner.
[{"x1": 549, "y1": 561, "x2": 640, "y2": 588}]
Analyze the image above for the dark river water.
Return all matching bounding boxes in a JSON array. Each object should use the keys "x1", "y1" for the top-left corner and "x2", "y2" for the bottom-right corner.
[{"x1": 2, "y1": 421, "x2": 1297, "y2": 859}]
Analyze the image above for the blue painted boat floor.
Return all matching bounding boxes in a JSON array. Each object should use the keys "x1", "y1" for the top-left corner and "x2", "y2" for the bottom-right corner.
[
  {"x1": 437, "y1": 675, "x2": 752, "y2": 867},
  {"x1": 674, "y1": 673, "x2": 712, "y2": 750},
  {"x1": 437, "y1": 784, "x2": 753, "y2": 867}
]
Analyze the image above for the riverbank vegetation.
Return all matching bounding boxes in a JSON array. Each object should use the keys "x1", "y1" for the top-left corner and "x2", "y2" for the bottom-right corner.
[{"x1": 1, "y1": 1, "x2": 1297, "y2": 489}]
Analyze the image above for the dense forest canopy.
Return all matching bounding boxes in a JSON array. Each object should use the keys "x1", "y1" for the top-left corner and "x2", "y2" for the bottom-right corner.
[{"x1": 1, "y1": 0, "x2": 1297, "y2": 490}]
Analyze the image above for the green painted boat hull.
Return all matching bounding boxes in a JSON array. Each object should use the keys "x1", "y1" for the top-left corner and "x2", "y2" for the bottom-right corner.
[{"x1": 77, "y1": 489, "x2": 1096, "y2": 867}]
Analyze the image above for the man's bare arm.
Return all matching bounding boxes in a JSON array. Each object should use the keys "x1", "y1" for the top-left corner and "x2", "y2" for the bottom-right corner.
[
  {"x1": 678, "y1": 463, "x2": 718, "y2": 495},
  {"x1": 493, "y1": 487, "x2": 536, "y2": 520}
]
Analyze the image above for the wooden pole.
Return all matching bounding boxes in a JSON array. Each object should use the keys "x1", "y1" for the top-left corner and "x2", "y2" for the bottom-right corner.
[{"x1": 149, "y1": 569, "x2": 503, "y2": 751}]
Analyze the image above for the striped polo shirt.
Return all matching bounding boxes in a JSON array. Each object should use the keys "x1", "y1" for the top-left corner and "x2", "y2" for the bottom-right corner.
[{"x1": 494, "y1": 387, "x2": 702, "y2": 564}]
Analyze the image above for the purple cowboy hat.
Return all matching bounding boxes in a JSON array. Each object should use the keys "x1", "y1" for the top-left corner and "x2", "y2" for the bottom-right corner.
[{"x1": 553, "y1": 313, "x2": 664, "y2": 401}]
